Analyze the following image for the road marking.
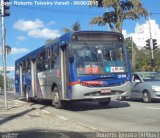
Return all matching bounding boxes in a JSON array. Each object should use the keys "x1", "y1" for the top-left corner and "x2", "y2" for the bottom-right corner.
[
  {"x1": 146, "y1": 107, "x2": 160, "y2": 110},
  {"x1": 13, "y1": 100, "x2": 25, "y2": 103},
  {"x1": 56, "y1": 116, "x2": 68, "y2": 121},
  {"x1": 76, "y1": 122, "x2": 100, "y2": 131},
  {"x1": 41, "y1": 110, "x2": 50, "y2": 114}
]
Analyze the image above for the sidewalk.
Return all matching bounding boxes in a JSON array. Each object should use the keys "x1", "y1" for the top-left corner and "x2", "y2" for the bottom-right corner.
[
  {"x1": 0, "y1": 91, "x2": 4, "y2": 95},
  {"x1": 0, "y1": 92, "x2": 96, "y2": 138}
]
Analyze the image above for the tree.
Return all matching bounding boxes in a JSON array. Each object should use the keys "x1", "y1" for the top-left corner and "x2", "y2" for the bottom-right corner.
[
  {"x1": 136, "y1": 48, "x2": 152, "y2": 71},
  {"x1": 64, "y1": 21, "x2": 81, "y2": 33},
  {"x1": 0, "y1": 75, "x2": 3, "y2": 89},
  {"x1": 125, "y1": 38, "x2": 160, "y2": 72},
  {"x1": 125, "y1": 37, "x2": 138, "y2": 71},
  {"x1": 5, "y1": 45, "x2": 11, "y2": 55},
  {"x1": 45, "y1": 39, "x2": 53, "y2": 44},
  {"x1": 89, "y1": 0, "x2": 148, "y2": 32}
]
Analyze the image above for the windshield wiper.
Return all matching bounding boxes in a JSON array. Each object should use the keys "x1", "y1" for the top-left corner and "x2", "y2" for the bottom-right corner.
[
  {"x1": 84, "y1": 42, "x2": 98, "y2": 61},
  {"x1": 98, "y1": 44, "x2": 105, "y2": 68}
]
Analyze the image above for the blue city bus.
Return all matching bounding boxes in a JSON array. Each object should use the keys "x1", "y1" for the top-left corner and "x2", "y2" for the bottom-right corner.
[{"x1": 15, "y1": 31, "x2": 131, "y2": 108}]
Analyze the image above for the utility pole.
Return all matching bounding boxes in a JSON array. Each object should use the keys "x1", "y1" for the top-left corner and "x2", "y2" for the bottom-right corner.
[
  {"x1": 148, "y1": 12, "x2": 155, "y2": 71},
  {"x1": 131, "y1": 37, "x2": 134, "y2": 69},
  {"x1": 129, "y1": 37, "x2": 134, "y2": 70},
  {"x1": 1, "y1": 0, "x2": 8, "y2": 110},
  {"x1": 1, "y1": 0, "x2": 10, "y2": 110}
]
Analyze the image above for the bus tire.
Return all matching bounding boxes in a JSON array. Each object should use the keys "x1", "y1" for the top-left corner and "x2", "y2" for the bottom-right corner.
[
  {"x1": 118, "y1": 96, "x2": 126, "y2": 101},
  {"x1": 24, "y1": 86, "x2": 30, "y2": 102},
  {"x1": 52, "y1": 86, "x2": 64, "y2": 109},
  {"x1": 142, "y1": 91, "x2": 152, "y2": 103},
  {"x1": 98, "y1": 98, "x2": 111, "y2": 106}
]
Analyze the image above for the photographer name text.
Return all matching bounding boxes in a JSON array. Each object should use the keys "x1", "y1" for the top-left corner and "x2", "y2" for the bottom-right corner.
[{"x1": 1, "y1": 1, "x2": 98, "y2": 6}]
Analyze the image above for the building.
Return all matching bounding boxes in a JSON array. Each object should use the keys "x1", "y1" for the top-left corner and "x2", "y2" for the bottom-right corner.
[{"x1": 124, "y1": 19, "x2": 160, "y2": 49}]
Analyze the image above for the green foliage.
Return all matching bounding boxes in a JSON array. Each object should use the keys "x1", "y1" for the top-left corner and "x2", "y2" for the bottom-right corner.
[
  {"x1": 153, "y1": 49, "x2": 160, "y2": 71},
  {"x1": 63, "y1": 28, "x2": 71, "y2": 33},
  {"x1": 124, "y1": 38, "x2": 160, "y2": 72},
  {"x1": 136, "y1": 49, "x2": 151, "y2": 71},
  {"x1": 89, "y1": 0, "x2": 148, "y2": 32},
  {"x1": 125, "y1": 37, "x2": 137, "y2": 52},
  {"x1": 125, "y1": 38, "x2": 137, "y2": 71},
  {"x1": 72, "y1": 21, "x2": 81, "y2": 32},
  {"x1": 64, "y1": 21, "x2": 81, "y2": 33},
  {"x1": 5, "y1": 45, "x2": 11, "y2": 55},
  {"x1": 134, "y1": 48, "x2": 160, "y2": 72},
  {"x1": 45, "y1": 39, "x2": 53, "y2": 44},
  {"x1": 0, "y1": 75, "x2": 3, "y2": 89}
]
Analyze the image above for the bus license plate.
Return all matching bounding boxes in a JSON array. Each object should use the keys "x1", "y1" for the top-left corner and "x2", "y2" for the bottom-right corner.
[{"x1": 101, "y1": 89, "x2": 111, "y2": 94}]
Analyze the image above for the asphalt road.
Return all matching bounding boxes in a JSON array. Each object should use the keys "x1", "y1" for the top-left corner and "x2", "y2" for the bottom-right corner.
[
  {"x1": 28, "y1": 98, "x2": 160, "y2": 132},
  {"x1": 1, "y1": 92, "x2": 160, "y2": 134},
  {"x1": 0, "y1": 92, "x2": 96, "y2": 138}
]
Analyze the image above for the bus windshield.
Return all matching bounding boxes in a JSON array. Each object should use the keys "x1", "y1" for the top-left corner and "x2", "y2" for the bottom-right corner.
[{"x1": 71, "y1": 42, "x2": 127, "y2": 75}]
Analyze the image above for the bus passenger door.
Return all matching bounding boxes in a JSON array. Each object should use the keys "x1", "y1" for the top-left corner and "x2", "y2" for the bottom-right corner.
[
  {"x1": 60, "y1": 46, "x2": 68, "y2": 100},
  {"x1": 31, "y1": 59, "x2": 37, "y2": 97},
  {"x1": 19, "y1": 65, "x2": 23, "y2": 96}
]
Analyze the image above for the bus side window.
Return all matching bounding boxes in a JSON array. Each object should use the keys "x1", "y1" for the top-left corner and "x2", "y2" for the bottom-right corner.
[
  {"x1": 37, "y1": 52, "x2": 45, "y2": 72},
  {"x1": 50, "y1": 47, "x2": 55, "y2": 69},
  {"x1": 50, "y1": 44, "x2": 59, "y2": 69},
  {"x1": 22, "y1": 60, "x2": 27, "y2": 74},
  {"x1": 37, "y1": 53, "x2": 40, "y2": 72},
  {"x1": 22, "y1": 58, "x2": 31, "y2": 73},
  {"x1": 54, "y1": 45, "x2": 59, "y2": 68},
  {"x1": 42, "y1": 51, "x2": 46, "y2": 71},
  {"x1": 26, "y1": 58, "x2": 31, "y2": 73},
  {"x1": 44, "y1": 49, "x2": 49, "y2": 70},
  {"x1": 47, "y1": 48, "x2": 51, "y2": 69},
  {"x1": 15, "y1": 63, "x2": 20, "y2": 76}
]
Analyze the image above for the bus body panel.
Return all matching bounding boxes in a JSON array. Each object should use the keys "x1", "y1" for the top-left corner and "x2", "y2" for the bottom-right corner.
[
  {"x1": 70, "y1": 81, "x2": 130, "y2": 100},
  {"x1": 43, "y1": 70, "x2": 61, "y2": 99},
  {"x1": 15, "y1": 31, "x2": 131, "y2": 103}
]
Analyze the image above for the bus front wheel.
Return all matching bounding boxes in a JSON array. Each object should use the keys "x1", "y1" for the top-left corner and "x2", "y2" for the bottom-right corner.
[
  {"x1": 24, "y1": 86, "x2": 30, "y2": 102},
  {"x1": 98, "y1": 98, "x2": 111, "y2": 106},
  {"x1": 52, "y1": 87, "x2": 64, "y2": 109}
]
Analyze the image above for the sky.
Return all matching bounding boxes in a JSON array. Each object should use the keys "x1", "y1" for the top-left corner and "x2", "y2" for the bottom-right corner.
[{"x1": 1, "y1": 0, "x2": 160, "y2": 77}]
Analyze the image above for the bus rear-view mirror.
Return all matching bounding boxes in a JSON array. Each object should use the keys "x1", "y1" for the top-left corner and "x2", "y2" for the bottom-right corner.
[{"x1": 69, "y1": 56, "x2": 74, "y2": 63}]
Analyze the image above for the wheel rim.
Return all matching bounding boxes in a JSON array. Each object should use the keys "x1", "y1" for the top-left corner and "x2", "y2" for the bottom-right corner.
[
  {"x1": 143, "y1": 93, "x2": 149, "y2": 102},
  {"x1": 26, "y1": 91, "x2": 29, "y2": 101},
  {"x1": 119, "y1": 96, "x2": 125, "y2": 101},
  {"x1": 53, "y1": 91, "x2": 59, "y2": 104}
]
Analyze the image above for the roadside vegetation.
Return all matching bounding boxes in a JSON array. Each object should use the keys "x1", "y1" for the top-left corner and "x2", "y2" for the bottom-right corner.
[
  {"x1": 89, "y1": 0, "x2": 148, "y2": 32},
  {"x1": 89, "y1": 0, "x2": 158, "y2": 72},
  {"x1": 125, "y1": 38, "x2": 160, "y2": 71},
  {"x1": 62, "y1": 0, "x2": 158, "y2": 72},
  {"x1": 0, "y1": 75, "x2": 3, "y2": 89}
]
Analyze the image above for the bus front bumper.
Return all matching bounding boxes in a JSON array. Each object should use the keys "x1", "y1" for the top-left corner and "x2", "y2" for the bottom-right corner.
[{"x1": 70, "y1": 81, "x2": 130, "y2": 100}]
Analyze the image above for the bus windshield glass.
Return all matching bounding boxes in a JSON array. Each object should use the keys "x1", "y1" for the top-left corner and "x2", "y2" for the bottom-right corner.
[{"x1": 71, "y1": 42, "x2": 127, "y2": 75}]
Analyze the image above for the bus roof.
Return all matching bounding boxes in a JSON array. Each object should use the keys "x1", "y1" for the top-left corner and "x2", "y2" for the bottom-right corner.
[{"x1": 15, "y1": 32, "x2": 71, "y2": 63}]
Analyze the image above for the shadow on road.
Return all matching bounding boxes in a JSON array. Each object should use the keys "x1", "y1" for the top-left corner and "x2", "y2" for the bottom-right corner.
[
  {"x1": 7, "y1": 105, "x2": 25, "y2": 110},
  {"x1": 118, "y1": 98, "x2": 160, "y2": 103},
  {"x1": 0, "y1": 129, "x2": 93, "y2": 138},
  {"x1": 0, "y1": 108, "x2": 36, "y2": 126},
  {"x1": 17, "y1": 98, "x2": 130, "y2": 112},
  {"x1": 63, "y1": 101, "x2": 130, "y2": 111}
]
